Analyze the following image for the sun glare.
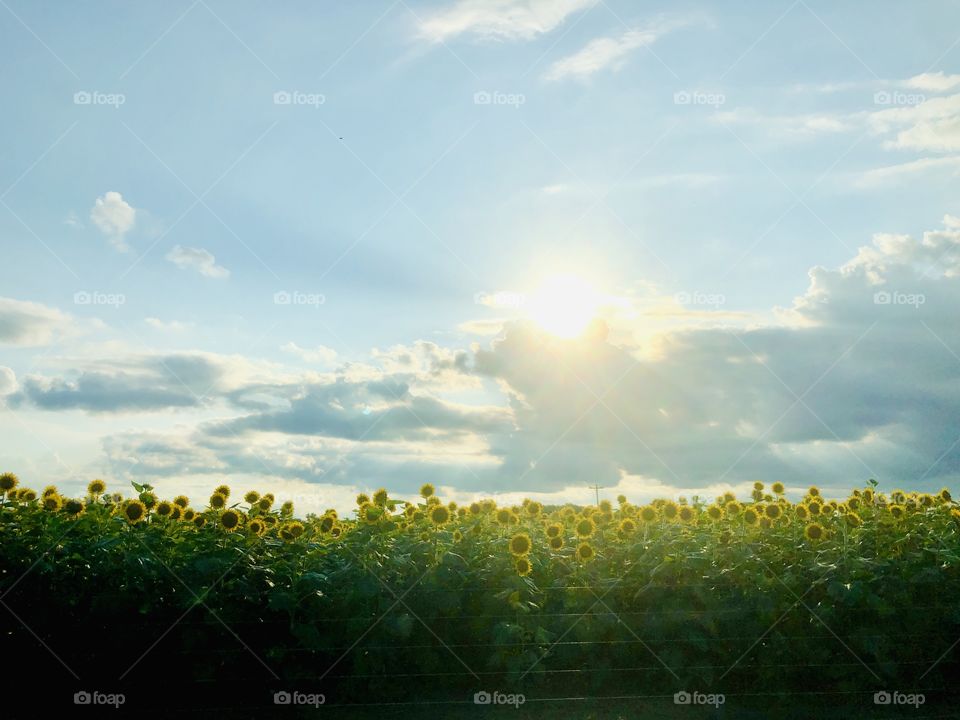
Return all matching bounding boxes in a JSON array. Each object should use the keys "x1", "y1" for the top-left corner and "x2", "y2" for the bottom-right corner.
[{"x1": 527, "y1": 274, "x2": 601, "y2": 338}]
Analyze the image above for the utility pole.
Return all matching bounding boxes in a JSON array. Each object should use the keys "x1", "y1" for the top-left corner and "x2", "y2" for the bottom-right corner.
[{"x1": 588, "y1": 483, "x2": 606, "y2": 506}]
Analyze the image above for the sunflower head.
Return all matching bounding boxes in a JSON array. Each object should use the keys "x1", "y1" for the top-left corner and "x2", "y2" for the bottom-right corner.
[
  {"x1": 0, "y1": 472, "x2": 19, "y2": 493},
  {"x1": 87, "y1": 479, "x2": 107, "y2": 496},
  {"x1": 123, "y1": 500, "x2": 146, "y2": 524},
  {"x1": 42, "y1": 485, "x2": 59, "y2": 498},
  {"x1": 469, "y1": 502, "x2": 482, "y2": 516},
  {"x1": 63, "y1": 498, "x2": 85, "y2": 517},
  {"x1": 806, "y1": 501, "x2": 822, "y2": 516},
  {"x1": 706, "y1": 504, "x2": 723, "y2": 521},
  {"x1": 495, "y1": 508, "x2": 513, "y2": 525},
  {"x1": 320, "y1": 515, "x2": 335, "y2": 533},
  {"x1": 373, "y1": 488, "x2": 389, "y2": 506},
  {"x1": 619, "y1": 518, "x2": 637, "y2": 533},
  {"x1": 257, "y1": 496, "x2": 273, "y2": 512},
  {"x1": 939, "y1": 488, "x2": 952, "y2": 503},
  {"x1": 248, "y1": 519, "x2": 266, "y2": 536},
  {"x1": 420, "y1": 483, "x2": 435, "y2": 499},
  {"x1": 453, "y1": 529, "x2": 464, "y2": 542},
  {"x1": 214, "y1": 484, "x2": 231, "y2": 498},
  {"x1": 678, "y1": 506, "x2": 696, "y2": 524},
  {"x1": 509, "y1": 533, "x2": 532, "y2": 556},
  {"x1": 575, "y1": 542, "x2": 595, "y2": 562},
  {"x1": 220, "y1": 509, "x2": 242, "y2": 531},
  {"x1": 845, "y1": 512, "x2": 862, "y2": 528},
  {"x1": 209, "y1": 492, "x2": 227, "y2": 509},
  {"x1": 545, "y1": 523, "x2": 563, "y2": 539},
  {"x1": 725, "y1": 501, "x2": 741, "y2": 517},
  {"x1": 771, "y1": 482, "x2": 785, "y2": 495},
  {"x1": 244, "y1": 491, "x2": 260, "y2": 505},
  {"x1": 548, "y1": 535, "x2": 564, "y2": 550},
  {"x1": 169, "y1": 505, "x2": 182, "y2": 521},
  {"x1": 742, "y1": 507, "x2": 759, "y2": 525},
  {"x1": 140, "y1": 491, "x2": 157, "y2": 508},
  {"x1": 330, "y1": 525, "x2": 342, "y2": 538},
  {"x1": 429, "y1": 505, "x2": 451, "y2": 526},
  {"x1": 182, "y1": 508, "x2": 196, "y2": 522},
  {"x1": 156, "y1": 500, "x2": 174, "y2": 517},
  {"x1": 640, "y1": 505, "x2": 658, "y2": 523},
  {"x1": 753, "y1": 481, "x2": 764, "y2": 491},
  {"x1": 173, "y1": 495, "x2": 189, "y2": 508},
  {"x1": 193, "y1": 515, "x2": 207, "y2": 529},
  {"x1": 43, "y1": 494, "x2": 63, "y2": 512},
  {"x1": 662, "y1": 501, "x2": 680, "y2": 520},
  {"x1": 575, "y1": 517, "x2": 596, "y2": 538},
  {"x1": 764, "y1": 503, "x2": 782, "y2": 520},
  {"x1": 286, "y1": 521, "x2": 305, "y2": 538},
  {"x1": 804, "y1": 522, "x2": 826, "y2": 542},
  {"x1": 280, "y1": 500, "x2": 294, "y2": 516},
  {"x1": 21, "y1": 489, "x2": 37, "y2": 502},
  {"x1": 889, "y1": 504, "x2": 906, "y2": 520}
]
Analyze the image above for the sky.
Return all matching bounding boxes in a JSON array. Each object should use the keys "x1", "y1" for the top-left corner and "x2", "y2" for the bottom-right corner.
[{"x1": 2, "y1": 0, "x2": 960, "y2": 514}]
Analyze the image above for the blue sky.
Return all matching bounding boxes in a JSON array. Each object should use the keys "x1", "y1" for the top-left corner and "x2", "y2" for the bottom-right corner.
[{"x1": 3, "y1": 0, "x2": 960, "y2": 513}]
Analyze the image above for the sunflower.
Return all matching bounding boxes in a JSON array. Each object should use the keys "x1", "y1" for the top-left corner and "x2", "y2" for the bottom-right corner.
[
  {"x1": 662, "y1": 501, "x2": 680, "y2": 521},
  {"x1": 155, "y1": 501, "x2": 174, "y2": 517},
  {"x1": 467, "y1": 502, "x2": 482, "y2": 516},
  {"x1": 21, "y1": 489, "x2": 37, "y2": 502},
  {"x1": 495, "y1": 508, "x2": 514, "y2": 525},
  {"x1": 753, "y1": 481, "x2": 764, "y2": 491},
  {"x1": 549, "y1": 536, "x2": 564, "y2": 550},
  {"x1": 706, "y1": 505, "x2": 723, "y2": 521},
  {"x1": 123, "y1": 500, "x2": 147, "y2": 524},
  {"x1": 764, "y1": 503, "x2": 782, "y2": 520},
  {"x1": 678, "y1": 506, "x2": 696, "y2": 524},
  {"x1": 845, "y1": 512, "x2": 862, "y2": 528},
  {"x1": 862, "y1": 488, "x2": 875, "y2": 504},
  {"x1": 639, "y1": 505, "x2": 658, "y2": 523},
  {"x1": 320, "y1": 516, "x2": 335, "y2": 533},
  {"x1": 575, "y1": 517, "x2": 596, "y2": 538},
  {"x1": 619, "y1": 518, "x2": 637, "y2": 533},
  {"x1": 920, "y1": 494, "x2": 935, "y2": 508},
  {"x1": 244, "y1": 491, "x2": 260, "y2": 505},
  {"x1": 173, "y1": 495, "x2": 189, "y2": 508},
  {"x1": 514, "y1": 556, "x2": 532, "y2": 576},
  {"x1": 63, "y1": 498, "x2": 85, "y2": 517},
  {"x1": 209, "y1": 492, "x2": 227, "y2": 509},
  {"x1": 286, "y1": 521, "x2": 305, "y2": 538},
  {"x1": 248, "y1": 519, "x2": 266, "y2": 536},
  {"x1": 43, "y1": 494, "x2": 63, "y2": 512},
  {"x1": 742, "y1": 507, "x2": 759, "y2": 526},
  {"x1": 42, "y1": 485, "x2": 59, "y2": 498},
  {"x1": 330, "y1": 525, "x2": 342, "y2": 538},
  {"x1": 847, "y1": 496, "x2": 860, "y2": 510},
  {"x1": 617, "y1": 494, "x2": 627, "y2": 504},
  {"x1": 429, "y1": 505, "x2": 451, "y2": 526},
  {"x1": 806, "y1": 501, "x2": 822, "y2": 516},
  {"x1": 725, "y1": 501, "x2": 742, "y2": 517},
  {"x1": 575, "y1": 542, "x2": 595, "y2": 562},
  {"x1": 889, "y1": 504, "x2": 906, "y2": 520},
  {"x1": 279, "y1": 501, "x2": 293, "y2": 516},
  {"x1": 182, "y1": 509, "x2": 196, "y2": 522},
  {"x1": 808, "y1": 486, "x2": 821, "y2": 498},
  {"x1": 193, "y1": 515, "x2": 207, "y2": 529},
  {"x1": 771, "y1": 482, "x2": 785, "y2": 495},
  {"x1": 214, "y1": 484, "x2": 231, "y2": 498},
  {"x1": 169, "y1": 505, "x2": 183, "y2": 521},
  {"x1": 420, "y1": 483, "x2": 435, "y2": 498},
  {"x1": 599, "y1": 499, "x2": 612, "y2": 514},
  {"x1": 0, "y1": 472, "x2": 19, "y2": 493},
  {"x1": 88, "y1": 479, "x2": 107, "y2": 496},
  {"x1": 220, "y1": 509, "x2": 242, "y2": 532},
  {"x1": 526, "y1": 501, "x2": 543, "y2": 517},
  {"x1": 939, "y1": 488, "x2": 952, "y2": 503},
  {"x1": 545, "y1": 523, "x2": 563, "y2": 539},
  {"x1": 257, "y1": 496, "x2": 273, "y2": 512},
  {"x1": 452, "y1": 529, "x2": 464, "y2": 542},
  {"x1": 509, "y1": 533, "x2": 532, "y2": 556},
  {"x1": 141, "y1": 492, "x2": 157, "y2": 509},
  {"x1": 804, "y1": 522, "x2": 825, "y2": 542}
]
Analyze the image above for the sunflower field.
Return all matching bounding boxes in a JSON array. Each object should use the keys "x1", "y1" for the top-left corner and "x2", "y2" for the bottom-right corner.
[{"x1": 2, "y1": 471, "x2": 960, "y2": 718}]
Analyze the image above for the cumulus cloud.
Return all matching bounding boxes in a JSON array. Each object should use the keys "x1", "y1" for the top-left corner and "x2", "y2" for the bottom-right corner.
[
  {"x1": 418, "y1": 0, "x2": 595, "y2": 43},
  {"x1": 0, "y1": 366, "x2": 16, "y2": 395},
  {"x1": 0, "y1": 297, "x2": 71, "y2": 346},
  {"x1": 904, "y1": 71, "x2": 960, "y2": 92},
  {"x1": 545, "y1": 19, "x2": 683, "y2": 81},
  {"x1": 165, "y1": 245, "x2": 230, "y2": 279},
  {"x1": 280, "y1": 342, "x2": 338, "y2": 365},
  {"x1": 90, "y1": 191, "x2": 136, "y2": 251}
]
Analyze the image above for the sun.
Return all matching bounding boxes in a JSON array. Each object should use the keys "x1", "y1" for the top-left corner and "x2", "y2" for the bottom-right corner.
[{"x1": 527, "y1": 274, "x2": 601, "y2": 338}]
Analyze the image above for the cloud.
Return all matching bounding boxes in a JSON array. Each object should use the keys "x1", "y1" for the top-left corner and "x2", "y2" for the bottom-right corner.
[
  {"x1": 418, "y1": 0, "x2": 595, "y2": 43},
  {"x1": 856, "y1": 155, "x2": 960, "y2": 187},
  {"x1": 0, "y1": 297, "x2": 71, "y2": 346},
  {"x1": 145, "y1": 317, "x2": 193, "y2": 332},
  {"x1": 0, "y1": 366, "x2": 16, "y2": 395},
  {"x1": 90, "y1": 191, "x2": 136, "y2": 251},
  {"x1": 545, "y1": 19, "x2": 682, "y2": 81},
  {"x1": 715, "y1": 109, "x2": 858, "y2": 137},
  {"x1": 280, "y1": 342, "x2": 338, "y2": 365},
  {"x1": 165, "y1": 245, "x2": 230, "y2": 279},
  {"x1": 904, "y1": 71, "x2": 960, "y2": 92}
]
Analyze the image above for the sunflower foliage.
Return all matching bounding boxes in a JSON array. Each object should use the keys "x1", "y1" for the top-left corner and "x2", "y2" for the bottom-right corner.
[{"x1": 1, "y1": 473, "x2": 959, "y2": 710}]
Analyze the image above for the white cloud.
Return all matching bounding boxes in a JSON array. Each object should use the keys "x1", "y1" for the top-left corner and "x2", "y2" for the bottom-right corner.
[
  {"x1": 904, "y1": 71, "x2": 960, "y2": 92},
  {"x1": 715, "y1": 108, "x2": 859, "y2": 137},
  {"x1": 145, "y1": 317, "x2": 193, "y2": 332},
  {"x1": 63, "y1": 211, "x2": 83, "y2": 229},
  {"x1": 0, "y1": 366, "x2": 16, "y2": 395},
  {"x1": 545, "y1": 20, "x2": 682, "y2": 81},
  {"x1": 280, "y1": 342, "x2": 338, "y2": 365},
  {"x1": 90, "y1": 191, "x2": 136, "y2": 251},
  {"x1": 418, "y1": 0, "x2": 595, "y2": 43},
  {"x1": 165, "y1": 245, "x2": 230, "y2": 279},
  {"x1": 0, "y1": 297, "x2": 72, "y2": 346},
  {"x1": 856, "y1": 155, "x2": 960, "y2": 187}
]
